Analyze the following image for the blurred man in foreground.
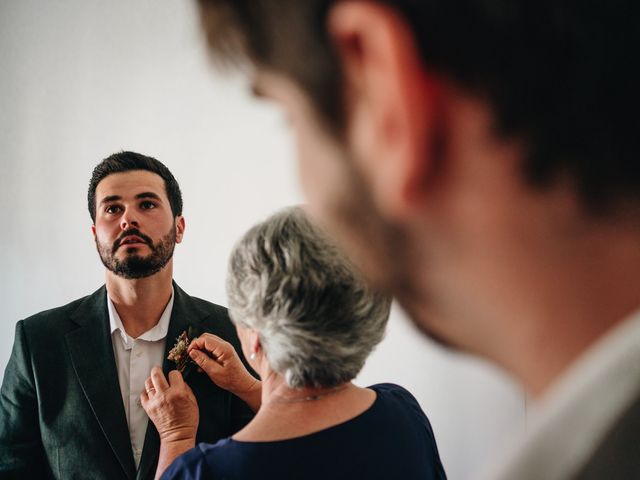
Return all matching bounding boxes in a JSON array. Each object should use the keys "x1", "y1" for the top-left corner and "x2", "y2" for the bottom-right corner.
[{"x1": 195, "y1": 1, "x2": 640, "y2": 478}]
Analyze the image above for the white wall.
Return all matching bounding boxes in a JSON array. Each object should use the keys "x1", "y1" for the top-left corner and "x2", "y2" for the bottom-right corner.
[{"x1": 0, "y1": 2, "x2": 525, "y2": 478}]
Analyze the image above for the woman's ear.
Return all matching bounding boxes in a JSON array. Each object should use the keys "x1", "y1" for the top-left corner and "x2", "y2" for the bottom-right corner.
[
  {"x1": 327, "y1": 1, "x2": 446, "y2": 221},
  {"x1": 249, "y1": 330, "x2": 262, "y2": 359}
]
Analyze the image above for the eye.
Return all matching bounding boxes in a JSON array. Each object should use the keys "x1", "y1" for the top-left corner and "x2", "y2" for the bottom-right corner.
[
  {"x1": 140, "y1": 200, "x2": 157, "y2": 210},
  {"x1": 105, "y1": 205, "x2": 122, "y2": 214}
]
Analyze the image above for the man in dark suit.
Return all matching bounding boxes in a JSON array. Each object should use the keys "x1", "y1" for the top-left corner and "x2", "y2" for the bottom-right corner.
[
  {"x1": 193, "y1": 1, "x2": 640, "y2": 478},
  {"x1": 0, "y1": 151, "x2": 256, "y2": 479}
]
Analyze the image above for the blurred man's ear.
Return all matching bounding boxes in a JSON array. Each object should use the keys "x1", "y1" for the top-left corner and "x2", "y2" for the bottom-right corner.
[
  {"x1": 91, "y1": 224, "x2": 97, "y2": 241},
  {"x1": 328, "y1": 1, "x2": 445, "y2": 221}
]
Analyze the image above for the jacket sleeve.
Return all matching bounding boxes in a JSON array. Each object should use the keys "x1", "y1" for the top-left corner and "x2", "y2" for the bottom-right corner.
[{"x1": 0, "y1": 320, "x2": 51, "y2": 477}]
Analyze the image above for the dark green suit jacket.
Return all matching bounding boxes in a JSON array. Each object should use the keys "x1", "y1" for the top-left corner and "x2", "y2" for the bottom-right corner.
[{"x1": 0, "y1": 282, "x2": 254, "y2": 479}]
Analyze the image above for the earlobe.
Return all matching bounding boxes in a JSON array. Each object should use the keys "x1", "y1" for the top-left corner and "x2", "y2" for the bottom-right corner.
[
  {"x1": 250, "y1": 332, "x2": 262, "y2": 359},
  {"x1": 91, "y1": 224, "x2": 96, "y2": 240},
  {"x1": 327, "y1": 1, "x2": 444, "y2": 221}
]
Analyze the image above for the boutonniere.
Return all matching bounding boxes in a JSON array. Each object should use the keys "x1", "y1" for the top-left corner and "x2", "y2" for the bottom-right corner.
[{"x1": 167, "y1": 326, "x2": 197, "y2": 372}]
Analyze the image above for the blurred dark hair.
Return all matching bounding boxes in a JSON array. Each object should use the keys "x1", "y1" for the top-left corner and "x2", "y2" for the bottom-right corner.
[
  {"x1": 88, "y1": 151, "x2": 183, "y2": 222},
  {"x1": 198, "y1": 0, "x2": 640, "y2": 213}
]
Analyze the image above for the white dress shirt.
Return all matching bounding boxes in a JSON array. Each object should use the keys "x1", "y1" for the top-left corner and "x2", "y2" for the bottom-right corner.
[
  {"x1": 107, "y1": 289, "x2": 174, "y2": 468},
  {"x1": 481, "y1": 308, "x2": 640, "y2": 480}
]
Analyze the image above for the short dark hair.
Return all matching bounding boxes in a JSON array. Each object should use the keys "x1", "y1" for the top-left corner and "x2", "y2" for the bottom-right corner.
[
  {"x1": 197, "y1": 0, "x2": 640, "y2": 213},
  {"x1": 88, "y1": 151, "x2": 183, "y2": 222}
]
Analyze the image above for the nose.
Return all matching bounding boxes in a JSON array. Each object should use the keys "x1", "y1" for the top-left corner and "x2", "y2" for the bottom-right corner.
[{"x1": 120, "y1": 209, "x2": 139, "y2": 231}]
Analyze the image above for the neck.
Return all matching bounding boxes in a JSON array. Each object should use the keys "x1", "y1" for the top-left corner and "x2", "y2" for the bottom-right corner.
[
  {"x1": 405, "y1": 185, "x2": 640, "y2": 398},
  {"x1": 259, "y1": 371, "x2": 352, "y2": 408},
  {"x1": 105, "y1": 261, "x2": 174, "y2": 338},
  {"x1": 503, "y1": 221, "x2": 640, "y2": 396}
]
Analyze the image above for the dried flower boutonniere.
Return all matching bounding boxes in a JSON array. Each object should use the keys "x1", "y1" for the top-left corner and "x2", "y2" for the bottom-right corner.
[{"x1": 167, "y1": 330, "x2": 193, "y2": 372}]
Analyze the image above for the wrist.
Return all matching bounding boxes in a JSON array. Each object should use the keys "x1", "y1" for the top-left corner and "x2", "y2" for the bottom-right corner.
[
  {"x1": 160, "y1": 436, "x2": 196, "y2": 449},
  {"x1": 159, "y1": 427, "x2": 197, "y2": 445},
  {"x1": 235, "y1": 378, "x2": 262, "y2": 412},
  {"x1": 156, "y1": 438, "x2": 196, "y2": 480},
  {"x1": 236, "y1": 377, "x2": 260, "y2": 397}
]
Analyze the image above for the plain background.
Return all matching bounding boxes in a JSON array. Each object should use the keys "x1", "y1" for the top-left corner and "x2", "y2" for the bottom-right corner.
[{"x1": 0, "y1": 2, "x2": 525, "y2": 478}]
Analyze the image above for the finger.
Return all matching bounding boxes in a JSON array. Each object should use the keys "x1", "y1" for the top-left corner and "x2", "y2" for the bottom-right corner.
[
  {"x1": 188, "y1": 333, "x2": 227, "y2": 353},
  {"x1": 144, "y1": 377, "x2": 156, "y2": 395},
  {"x1": 188, "y1": 342, "x2": 220, "y2": 364},
  {"x1": 189, "y1": 349, "x2": 223, "y2": 376},
  {"x1": 140, "y1": 389, "x2": 149, "y2": 407},
  {"x1": 150, "y1": 366, "x2": 169, "y2": 392},
  {"x1": 187, "y1": 334, "x2": 210, "y2": 352},
  {"x1": 193, "y1": 339, "x2": 235, "y2": 367},
  {"x1": 167, "y1": 369, "x2": 185, "y2": 387}
]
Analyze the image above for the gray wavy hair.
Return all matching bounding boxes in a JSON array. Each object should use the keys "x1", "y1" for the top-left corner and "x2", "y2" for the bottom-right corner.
[{"x1": 226, "y1": 207, "x2": 391, "y2": 388}]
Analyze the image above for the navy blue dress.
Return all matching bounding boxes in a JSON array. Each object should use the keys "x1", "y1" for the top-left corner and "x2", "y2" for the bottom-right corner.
[{"x1": 162, "y1": 383, "x2": 447, "y2": 479}]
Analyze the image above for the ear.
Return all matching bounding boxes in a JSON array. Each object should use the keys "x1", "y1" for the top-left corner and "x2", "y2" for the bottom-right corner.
[
  {"x1": 175, "y1": 216, "x2": 186, "y2": 244},
  {"x1": 91, "y1": 224, "x2": 97, "y2": 241},
  {"x1": 250, "y1": 330, "x2": 262, "y2": 356},
  {"x1": 328, "y1": 1, "x2": 444, "y2": 220}
]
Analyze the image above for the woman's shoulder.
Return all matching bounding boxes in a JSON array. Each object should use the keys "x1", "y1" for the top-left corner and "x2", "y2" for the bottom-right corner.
[
  {"x1": 366, "y1": 383, "x2": 438, "y2": 435},
  {"x1": 368, "y1": 382, "x2": 422, "y2": 410},
  {"x1": 369, "y1": 382, "x2": 415, "y2": 396},
  {"x1": 367, "y1": 383, "x2": 446, "y2": 476}
]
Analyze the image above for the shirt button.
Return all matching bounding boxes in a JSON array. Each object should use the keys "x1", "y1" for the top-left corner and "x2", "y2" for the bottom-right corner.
[
  {"x1": 136, "y1": 398, "x2": 142, "y2": 407},
  {"x1": 135, "y1": 349, "x2": 143, "y2": 358}
]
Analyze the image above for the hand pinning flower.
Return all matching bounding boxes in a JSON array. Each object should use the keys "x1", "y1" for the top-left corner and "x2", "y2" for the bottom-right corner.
[{"x1": 167, "y1": 331, "x2": 192, "y2": 372}]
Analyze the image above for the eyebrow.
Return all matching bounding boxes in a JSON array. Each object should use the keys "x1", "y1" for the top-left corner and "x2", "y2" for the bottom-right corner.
[
  {"x1": 136, "y1": 192, "x2": 162, "y2": 201},
  {"x1": 99, "y1": 195, "x2": 121, "y2": 206},
  {"x1": 98, "y1": 192, "x2": 162, "y2": 206}
]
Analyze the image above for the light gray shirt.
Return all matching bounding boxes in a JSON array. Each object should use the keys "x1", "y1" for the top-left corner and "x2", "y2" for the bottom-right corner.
[{"x1": 107, "y1": 289, "x2": 174, "y2": 468}]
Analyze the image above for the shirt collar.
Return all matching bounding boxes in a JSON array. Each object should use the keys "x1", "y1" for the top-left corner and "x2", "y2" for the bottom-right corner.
[{"x1": 107, "y1": 287, "x2": 174, "y2": 346}]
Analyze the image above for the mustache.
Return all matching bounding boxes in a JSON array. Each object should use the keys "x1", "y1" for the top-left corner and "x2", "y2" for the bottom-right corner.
[{"x1": 113, "y1": 229, "x2": 154, "y2": 251}]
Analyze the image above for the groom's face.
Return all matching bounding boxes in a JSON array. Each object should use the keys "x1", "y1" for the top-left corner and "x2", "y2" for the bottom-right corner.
[{"x1": 91, "y1": 170, "x2": 184, "y2": 279}]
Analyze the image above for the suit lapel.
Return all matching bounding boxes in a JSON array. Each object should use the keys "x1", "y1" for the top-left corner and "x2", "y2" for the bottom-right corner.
[
  {"x1": 136, "y1": 282, "x2": 207, "y2": 480},
  {"x1": 66, "y1": 286, "x2": 136, "y2": 480}
]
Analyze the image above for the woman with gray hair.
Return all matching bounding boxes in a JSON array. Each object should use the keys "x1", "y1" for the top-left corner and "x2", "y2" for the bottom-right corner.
[{"x1": 142, "y1": 207, "x2": 446, "y2": 479}]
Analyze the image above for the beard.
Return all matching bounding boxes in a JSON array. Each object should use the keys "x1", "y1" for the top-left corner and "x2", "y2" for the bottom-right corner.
[
  {"x1": 313, "y1": 147, "x2": 408, "y2": 292},
  {"x1": 96, "y1": 227, "x2": 176, "y2": 280},
  {"x1": 314, "y1": 145, "x2": 456, "y2": 351}
]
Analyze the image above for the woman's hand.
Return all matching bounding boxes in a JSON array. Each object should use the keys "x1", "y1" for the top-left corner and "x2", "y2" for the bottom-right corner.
[
  {"x1": 188, "y1": 333, "x2": 262, "y2": 412},
  {"x1": 141, "y1": 367, "x2": 199, "y2": 479},
  {"x1": 141, "y1": 367, "x2": 199, "y2": 444}
]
